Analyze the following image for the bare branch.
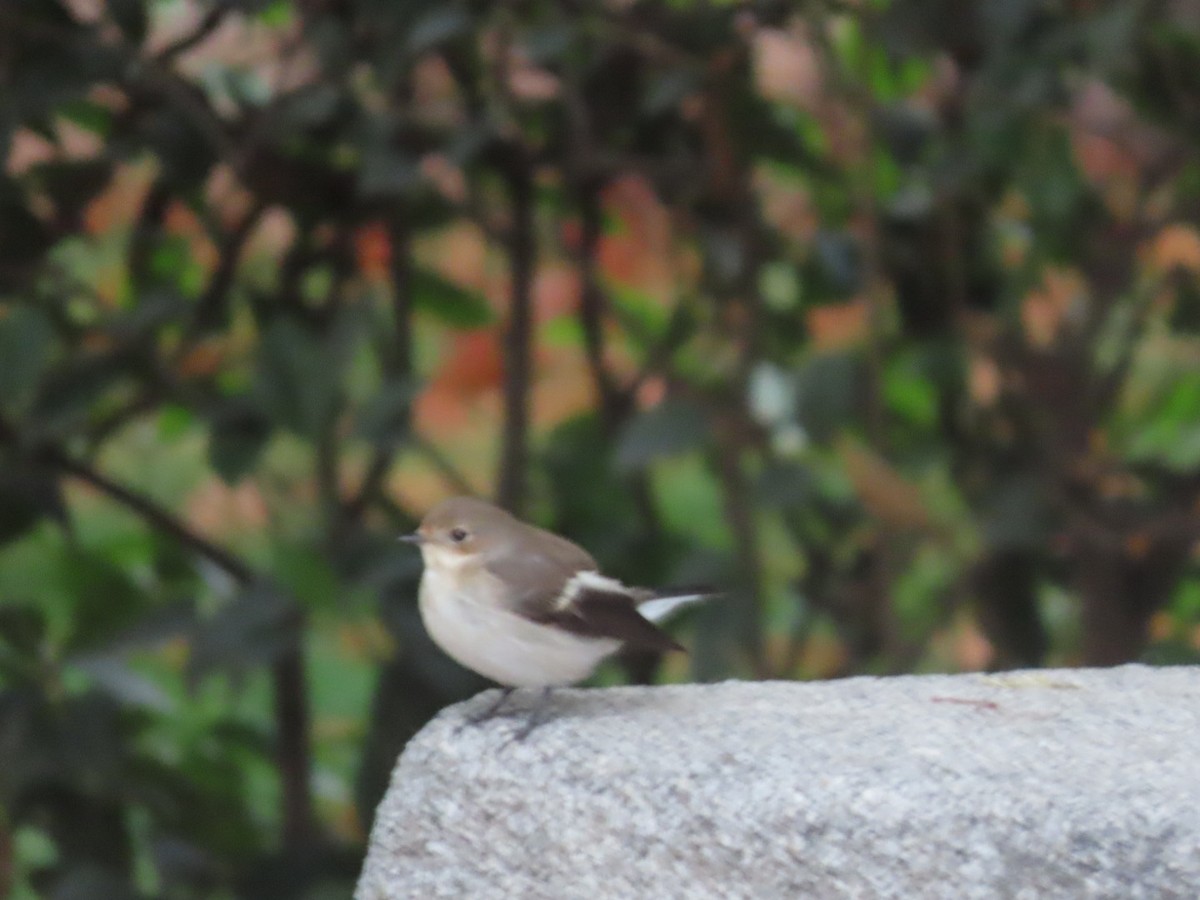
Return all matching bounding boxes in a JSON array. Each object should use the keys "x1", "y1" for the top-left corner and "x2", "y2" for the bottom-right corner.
[{"x1": 495, "y1": 158, "x2": 535, "y2": 515}]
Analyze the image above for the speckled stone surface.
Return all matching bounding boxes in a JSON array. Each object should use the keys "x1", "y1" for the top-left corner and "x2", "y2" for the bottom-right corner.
[{"x1": 356, "y1": 665, "x2": 1200, "y2": 900}]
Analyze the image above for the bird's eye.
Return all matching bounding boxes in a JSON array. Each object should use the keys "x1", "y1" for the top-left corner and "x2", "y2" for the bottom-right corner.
[{"x1": 449, "y1": 528, "x2": 468, "y2": 543}]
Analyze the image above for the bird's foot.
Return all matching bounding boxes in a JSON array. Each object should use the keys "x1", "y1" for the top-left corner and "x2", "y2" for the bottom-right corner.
[
  {"x1": 456, "y1": 687, "x2": 516, "y2": 733},
  {"x1": 507, "y1": 687, "x2": 554, "y2": 744}
]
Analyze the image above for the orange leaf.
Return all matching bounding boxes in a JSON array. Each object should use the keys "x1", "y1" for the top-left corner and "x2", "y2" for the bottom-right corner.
[
  {"x1": 968, "y1": 355, "x2": 1001, "y2": 407},
  {"x1": 354, "y1": 221, "x2": 391, "y2": 280},
  {"x1": 1146, "y1": 224, "x2": 1200, "y2": 275},
  {"x1": 754, "y1": 28, "x2": 821, "y2": 111},
  {"x1": 433, "y1": 330, "x2": 505, "y2": 396},
  {"x1": 806, "y1": 299, "x2": 869, "y2": 350},
  {"x1": 533, "y1": 265, "x2": 580, "y2": 321},
  {"x1": 837, "y1": 437, "x2": 931, "y2": 530},
  {"x1": 1020, "y1": 266, "x2": 1085, "y2": 349},
  {"x1": 177, "y1": 341, "x2": 225, "y2": 378}
]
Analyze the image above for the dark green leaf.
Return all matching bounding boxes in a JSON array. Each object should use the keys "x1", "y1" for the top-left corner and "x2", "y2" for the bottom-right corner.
[
  {"x1": 642, "y1": 70, "x2": 701, "y2": 116},
  {"x1": 358, "y1": 145, "x2": 422, "y2": 200},
  {"x1": 60, "y1": 551, "x2": 149, "y2": 654},
  {"x1": 411, "y1": 267, "x2": 494, "y2": 327},
  {"x1": 813, "y1": 231, "x2": 862, "y2": 296},
  {"x1": 32, "y1": 159, "x2": 115, "y2": 221},
  {"x1": 355, "y1": 378, "x2": 416, "y2": 445},
  {"x1": 0, "y1": 178, "x2": 53, "y2": 278},
  {"x1": 187, "y1": 584, "x2": 299, "y2": 686},
  {"x1": 541, "y1": 415, "x2": 680, "y2": 579},
  {"x1": 615, "y1": 398, "x2": 709, "y2": 471},
  {"x1": 87, "y1": 598, "x2": 197, "y2": 654},
  {"x1": 208, "y1": 399, "x2": 272, "y2": 483},
  {"x1": 74, "y1": 656, "x2": 172, "y2": 711},
  {"x1": 980, "y1": 474, "x2": 1052, "y2": 552},
  {"x1": 755, "y1": 462, "x2": 816, "y2": 510},
  {"x1": 0, "y1": 604, "x2": 47, "y2": 655},
  {"x1": 0, "y1": 305, "x2": 55, "y2": 414},
  {"x1": 42, "y1": 863, "x2": 141, "y2": 900},
  {"x1": 255, "y1": 318, "x2": 340, "y2": 438},
  {"x1": 105, "y1": 289, "x2": 187, "y2": 341},
  {"x1": 282, "y1": 83, "x2": 344, "y2": 127},
  {"x1": 701, "y1": 225, "x2": 745, "y2": 288},
  {"x1": 446, "y1": 123, "x2": 494, "y2": 166},
  {"x1": 0, "y1": 604, "x2": 48, "y2": 680},
  {"x1": 405, "y1": 8, "x2": 471, "y2": 56},
  {"x1": 522, "y1": 24, "x2": 575, "y2": 65},
  {"x1": 0, "y1": 461, "x2": 65, "y2": 546},
  {"x1": 794, "y1": 352, "x2": 862, "y2": 442},
  {"x1": 33, "y1": 353, "x2": 133, "y2": 434},
  {"x1": 106, "y1": 0, "x2": 148, "y2": 43},
  {"x1": 58, "y1": 98, "x2": 114, "y2": 137}
]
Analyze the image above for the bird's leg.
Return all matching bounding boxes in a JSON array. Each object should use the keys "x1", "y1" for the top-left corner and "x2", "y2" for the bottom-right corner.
[
  {"x1": 513, "y1": 686, "x2": 554, "y2": 742},
  {"x1": 459, "y1": 687, "x2": 516, "y2": 731}
]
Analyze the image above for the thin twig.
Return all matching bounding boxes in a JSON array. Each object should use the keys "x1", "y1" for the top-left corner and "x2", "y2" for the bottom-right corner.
[
  {"x1": 153, "y1": 4, "x2": 229, "y2": 62},
  {"x1": 187, "y1": 198, "x2": 269, "y2": 337},
  {"x1": 415, "y1": 437, "x2": 477, "y2": 497},
  {"x1": 43, "y1": 447, "x2": 254, "y2": 584},
  {"x1": 575, "y1": 187, "x2": 629, "y2": 428},
  {"x1": 346, "y1": 215, "x2": 417, "y2": 520},
  {"x1": 495, "y1": 157, "x2": 535, "y2": 515}
]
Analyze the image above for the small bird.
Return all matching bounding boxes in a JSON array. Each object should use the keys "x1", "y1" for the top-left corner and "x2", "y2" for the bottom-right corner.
[{"x1": 402, "y1": 496, "x2": 709, "y2": 737}]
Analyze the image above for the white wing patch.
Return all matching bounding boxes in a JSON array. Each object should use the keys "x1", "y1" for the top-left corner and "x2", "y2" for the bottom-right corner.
[
  {"x1": 557, "y1": 570, "x2": 628, "y2": 610},
  {"x1": 637, "y1": 593, "x2": 709, "y2": 622}
]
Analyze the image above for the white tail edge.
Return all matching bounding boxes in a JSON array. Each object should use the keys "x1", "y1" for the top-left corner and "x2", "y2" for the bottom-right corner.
[{"x1": 637, "y1": 593, "x2": 711, "y2": 623}]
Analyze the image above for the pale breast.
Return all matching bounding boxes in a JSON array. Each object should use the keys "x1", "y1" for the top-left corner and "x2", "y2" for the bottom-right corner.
[{"x1": 417, "y1": 567, "x2": 619, "y2": 687}]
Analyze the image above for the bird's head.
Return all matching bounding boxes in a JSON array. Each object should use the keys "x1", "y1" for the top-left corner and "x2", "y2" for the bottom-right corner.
[{"x1": 400, "y1": 496, "x2": 516, "y2": 571}]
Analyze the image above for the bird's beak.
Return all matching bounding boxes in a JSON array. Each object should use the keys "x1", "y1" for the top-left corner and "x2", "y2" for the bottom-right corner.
[{"x1": 399, "y1": 533, "x2": 425, "y2": 544}]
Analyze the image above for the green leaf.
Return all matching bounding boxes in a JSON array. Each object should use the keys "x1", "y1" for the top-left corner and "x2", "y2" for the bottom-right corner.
[
  {"x1": 0, "y1": 461, "x2": 65, "y2": 546},
  {"x1": 411, "y1": 267, "x2": 494, "y2": 327},
  {"x1": 523, "y1": 23, "x2": 576, "y2": 65},
  {"x1": 759, "y1": 262, "x2": 801, "y2": 312},
  {"x1": 60, "y1": 551, "x2": 148, "y2": 654},
  {"x1": 255, "y1": 318, "x2": 340, "y2": 439},
  {"x1": 105, "y1": 0, "x2": 148, "y2": 44},
  {"x1": 358, "y1": 143, "x2": 422, "y2": 200},
  {"x1": 0, "y1": 306, "x2": 55, "y2": 415},
  {"x1": 157, "y1": 404, "x2": 194, "y2": 440},
  {"x1": 32, "y1": 353, "x2": 133, "y2": 434},
  {"x1": 272, "y1": 544, "x2": 339, "y2": 610},
  {"x1": 1118, "y1": 372, "x2": 1200, "y2": 471},
  {"x1": 355, "y1": 378, "x2": 416, "y2": 445},
  {"x1": 642, "y1": 69, "x2": 701, "y2": 115},
  {"x1": 74, "y1": 656, "x2": 172, "y2": 711},
  {"x1": 884, "y1": 354, "x2": 939, "y2": 429},
  {"x1": 980, "y1": 475, "x2": 1051, "y2": 552},
  {"x1": 615, "y1": 398, "x2": 709, "y2": 471},
  {"x1": 794, "y1": 352, "x2": 862, "y2": 443},
  {"x1": 208, "y1": 399, "x2": 272, "y2": 483},
  {"x1": 813, "y1": 231, "x2": 862, "y2": 296},
  {"x1": 32, "y1": 158, "x2": 115, "y2": 219},
  {"x1": 0, "y1": 178, "x2": 53, "y2": 278},
  {"x1": 892, "y1": 544, "x2": 957, "y2": 639},
  {"x1": 283, "y1": 83, "x2": 343, "y2": 127},
  {"x1": 405, "y1": 8, "x2": 471, "y2": 56},
  {"x1": 755, "y1": 462, "x2": 815, "y2": 509},
  {"x1": 0, "y1": 604, "x2": 48, "y2": 680},
  {"x1": 58, "y1": 98, "x2": 114, "y2": 137},
  {"x1": 187, "y1": 583, "x2": 299, "y2": 686}
]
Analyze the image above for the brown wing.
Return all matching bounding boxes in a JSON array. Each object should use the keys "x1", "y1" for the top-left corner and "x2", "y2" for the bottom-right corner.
[
  {"x1": 482, "y1": 522, "x2": 681, "y2": 652},
  {"x1": 483, "y1": 525, "x2": 598, "y2": 617},
  {"x1": 534, "y1": 585, "x2": 683, "y2": 653}
]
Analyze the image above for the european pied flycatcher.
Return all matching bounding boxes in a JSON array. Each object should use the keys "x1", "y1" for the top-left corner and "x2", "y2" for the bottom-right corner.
[{"x1": 402, "y1": 496, "x2": 708, "y2": 736}]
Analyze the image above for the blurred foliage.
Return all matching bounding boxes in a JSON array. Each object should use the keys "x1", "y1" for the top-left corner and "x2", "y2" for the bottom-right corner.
[{"x1": 1, "y1": 0, "x2": 1200, "y2": 895}]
